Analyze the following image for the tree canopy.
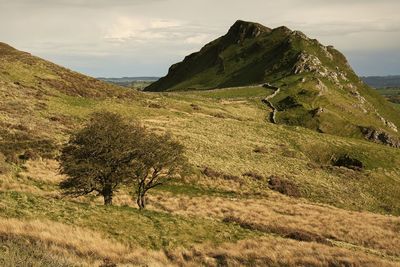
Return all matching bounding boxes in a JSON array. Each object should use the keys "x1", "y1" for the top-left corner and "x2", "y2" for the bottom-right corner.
[
  {"x1": 59, "y1": 111, "x2": 144, "y2": 205},
  {"x1": 59, "y1": 111, "x2": 187, "y2": 208},
  {"x1": 133, "y1": 132, "x2": 187, "y2": 209}
]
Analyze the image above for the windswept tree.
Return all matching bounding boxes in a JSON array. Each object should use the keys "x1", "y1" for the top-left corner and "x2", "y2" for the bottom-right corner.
[
  {"x1": 133, "y1": 132, "x2": 187, "y2": 210},
  {"x1": 59, "y1": 111, "x2": 144, "y2": 205}
]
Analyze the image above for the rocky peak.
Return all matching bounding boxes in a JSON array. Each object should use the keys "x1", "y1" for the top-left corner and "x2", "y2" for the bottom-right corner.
[
  {"x1": 225, "y1": 20, "x2": 271, "y2": 43},
  {"x1": 273, "y1": 26, "x2": 292, "y2": 34}
]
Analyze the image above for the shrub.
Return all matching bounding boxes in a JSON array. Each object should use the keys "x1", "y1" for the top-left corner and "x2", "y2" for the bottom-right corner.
[
  {"x1": 202, "y1": 167, "x2": 220, "y2": 178},
  {"x1": 222, "y1": 174, "x2": 240, "y2": 181},
  {"x1": 0, "y1": 153, "x2": 10, "y2": 174},
  {"x1": 222, "y1": 215, "x2": 330, "y2": 245},
  {"x1": 284, "y1": 230, "x2": 331, "y2": 245},
  {"x1": 202, "y1": 167, "x2": 239, "y2": 181},
  {"x1": 99, "y1": 258, "x2": 117, "y2": 267},
  {"x1": 331, "y1": 154, "x2": 363, "y2": 170},
  {"x1": 190, "y1": 104, "x2": 200, "y2": 110},
  {"x1": 268, "y1": 176, "x2": 301, "y2": 197},
  {"x1": 18, "y1": 149, "x2": 40, "y2": 161},
  {"x1": 148, "y1": 102, "x2": 162, "y2": 109},
  {"x1": 253, "y1": 146, "x2": 268, "y2": 153},
  {"x1": 213, "y1": 113, "x2": 226, "y2": 119},
  {"x1": 243, "y1": 171, "x2": 264, "y2": 180}
]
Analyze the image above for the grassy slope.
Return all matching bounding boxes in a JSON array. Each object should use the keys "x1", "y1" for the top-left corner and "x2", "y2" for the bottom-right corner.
[
  {"x1": 1, "y1": 85, "x2": 400, "y2": 265},
  {"x1": 1, "y1": 43, "x2": 400, "y2": 265},
  {"x1": 145, "y1": 25, "x2": 292, "y2": 92}
]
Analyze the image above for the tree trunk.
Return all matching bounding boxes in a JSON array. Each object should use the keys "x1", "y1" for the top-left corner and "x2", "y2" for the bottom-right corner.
[
  {"x1": 103, "y1": 183, "x2": 113, "y2": 206},
  {"x1": 104, "y1": 194, "x2": 113, "y2": 206},
  {"x1": 137, "y1": 193, "x2": 146, "y2": 210}
]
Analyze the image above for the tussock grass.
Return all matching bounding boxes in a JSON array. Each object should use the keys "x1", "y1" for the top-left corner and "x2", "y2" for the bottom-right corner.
[
  {"x1": 0, "y1": 217, "x2": 396, "y2": 266},
  {"x1": 0, "y1": 218, "x2": 170, "y2": 266},
  {"x1": 148, "y1": 192, "x2": 400, "y2": 258},
  {"x1": 168, "y1": 237, "x2": 398, "y2": 267},
  {"x1": 0, "y1": 190, "x2": 256, "y2": 250}
]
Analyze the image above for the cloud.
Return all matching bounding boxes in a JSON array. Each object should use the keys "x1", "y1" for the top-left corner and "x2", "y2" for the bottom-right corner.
[
  {"x1": 0, "y1": 0, "x2": 399, "y2": 76},
  {"x1": 104, "y1": 17, "x2": 184, "y2": 42},
  {"x1": 3, "y1": 0, "x2": 165, "y2": 8}
]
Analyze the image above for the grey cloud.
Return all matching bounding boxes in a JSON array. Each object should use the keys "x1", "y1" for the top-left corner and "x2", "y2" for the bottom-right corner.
[
  {"x1": 3, "y1": 0, "x2": 165, "y2": 8},
  {"x1": 0, "y1": 0, "x2": 399, "y2": 76}
]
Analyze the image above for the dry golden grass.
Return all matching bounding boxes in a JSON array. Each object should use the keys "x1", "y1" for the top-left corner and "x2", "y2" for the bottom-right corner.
[
  {"x1": 0, "y1": 173, "x2": 45, "y2": 196},
  {"x1": 0, "y1": 217, "x2": 171, "y2": 266},
  {"x1": 20, "y1": 159, "x2": 64, "y2": 184},
  {"x1": 0, "y1": 160, "x2": 63, "y2": 196},
  {"x1": 1, "y1": 217, "x2": 398, "y2": 267},
  {"x1": 6, "y1": 159, "x2": 399, "y2": 264},
  {"x1": 168, "y1": 237, "x2": 398, "y2": 267},
  {"x1": 148, "y1": 192, "x2": 400, "y2": 258}
]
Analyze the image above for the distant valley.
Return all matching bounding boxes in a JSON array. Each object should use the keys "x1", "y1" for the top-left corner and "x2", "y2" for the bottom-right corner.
[{"x1": 98, "y1": 76, "x2": 159, "y2": 89}]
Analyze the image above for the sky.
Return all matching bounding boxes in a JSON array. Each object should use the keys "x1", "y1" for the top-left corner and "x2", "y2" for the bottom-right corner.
[{"x1": 0, "y1": 0, "x2": 399, "y2": 77}]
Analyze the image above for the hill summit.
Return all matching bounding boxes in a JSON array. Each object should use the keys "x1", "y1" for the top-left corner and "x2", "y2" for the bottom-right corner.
[{"x1": 145, "y1": 20, "x2": 400, "y2": 146}]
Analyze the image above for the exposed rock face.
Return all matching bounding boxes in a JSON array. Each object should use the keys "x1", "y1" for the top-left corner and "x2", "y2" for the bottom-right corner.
[
  {"x1": 292, "y1": 51, "x2": 349, "y2": 85},
  {"x1": 292, "y1": 52, "x2": 323, "y2": 75},
  {"x1": 361, "y1": 127, "x2": 400, "y2": 148}
]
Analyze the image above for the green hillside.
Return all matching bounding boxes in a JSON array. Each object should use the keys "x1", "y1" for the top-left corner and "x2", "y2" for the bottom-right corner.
[
  {"x1": 145, "y1": 21, "x2": 400, "y2": 148},
  {"x1": 0, "y1": 41, "x2": 400, "y2": 265}
]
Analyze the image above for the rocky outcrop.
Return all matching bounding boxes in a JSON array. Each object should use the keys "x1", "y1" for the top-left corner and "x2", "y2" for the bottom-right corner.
[
  {"x1": 292, "y1": 52, "x2": 323, "y2": 75},
  {"x1": 292, "y1": 52, "x2": 349, "y2": 85},
  {"x1": 360, "y1": 127, "x2": 400, "y2": 148}
]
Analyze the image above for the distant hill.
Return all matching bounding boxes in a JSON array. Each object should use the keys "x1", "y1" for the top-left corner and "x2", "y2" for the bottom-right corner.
[
  {"x1": 361, "y1": 75, "x2": 400, "y2": 88},
  {"x1": 99, "y1": 77, "x2": 159, "y2": 89},
  {"x1": 145, "y1": 20, "x2": 400, "y2": 147}
]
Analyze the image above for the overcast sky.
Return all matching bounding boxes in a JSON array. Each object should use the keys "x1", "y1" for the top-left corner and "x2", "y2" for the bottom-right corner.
[{"x1": 0, "y1": 0, "x2": 399, "y2": 77}]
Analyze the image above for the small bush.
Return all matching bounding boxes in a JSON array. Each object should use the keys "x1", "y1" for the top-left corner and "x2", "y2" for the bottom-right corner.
[
  {"x1": 202, "y1": 167, "x2": 222, "y2": 178},
  {"x1": 99, "y1": 258, "x2": 117, "y2": 267},
  {"x1": 190, "y1": 103, "x2": 200, "y2": 110},
  {"x1": 253, "y1": 146, "x2": 268, "y2": 154},
  {"x1": 6, "y1": 153, "x2": 20, "y2": 164},
  {"x1": 222, "y1": 215, "x2": 330, "y2": 245},
  {"x1": 243, "y1": 171, "x2": 264, "y2": 180},
  {"x1": 148, "y1": 102, "x2": 162, "y2": 109},
  {"x1": 268, "y1": 176, "x2": 301, "y2": 197},
  {"x1": 202, "y1": 167, "x2": 239, "y2": 181},
  {"x1": 213, "y1": 113, "x2": 226, "y2": 119},
  {"x1": 222, "y1": 174, "x2": 240, "y2": 181},
  {"x1": 332, "y1": 154, "x2": 363, "y2": 170},
  {"x1": 18, "y1": 149, "x2": 40, "y2": 161},
  {"x1": 284, "y1": 230, "x2": 331, "y2": 245},
  {"x1": 0, "y1": 153, "x2": 10, "y2": 174}
]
